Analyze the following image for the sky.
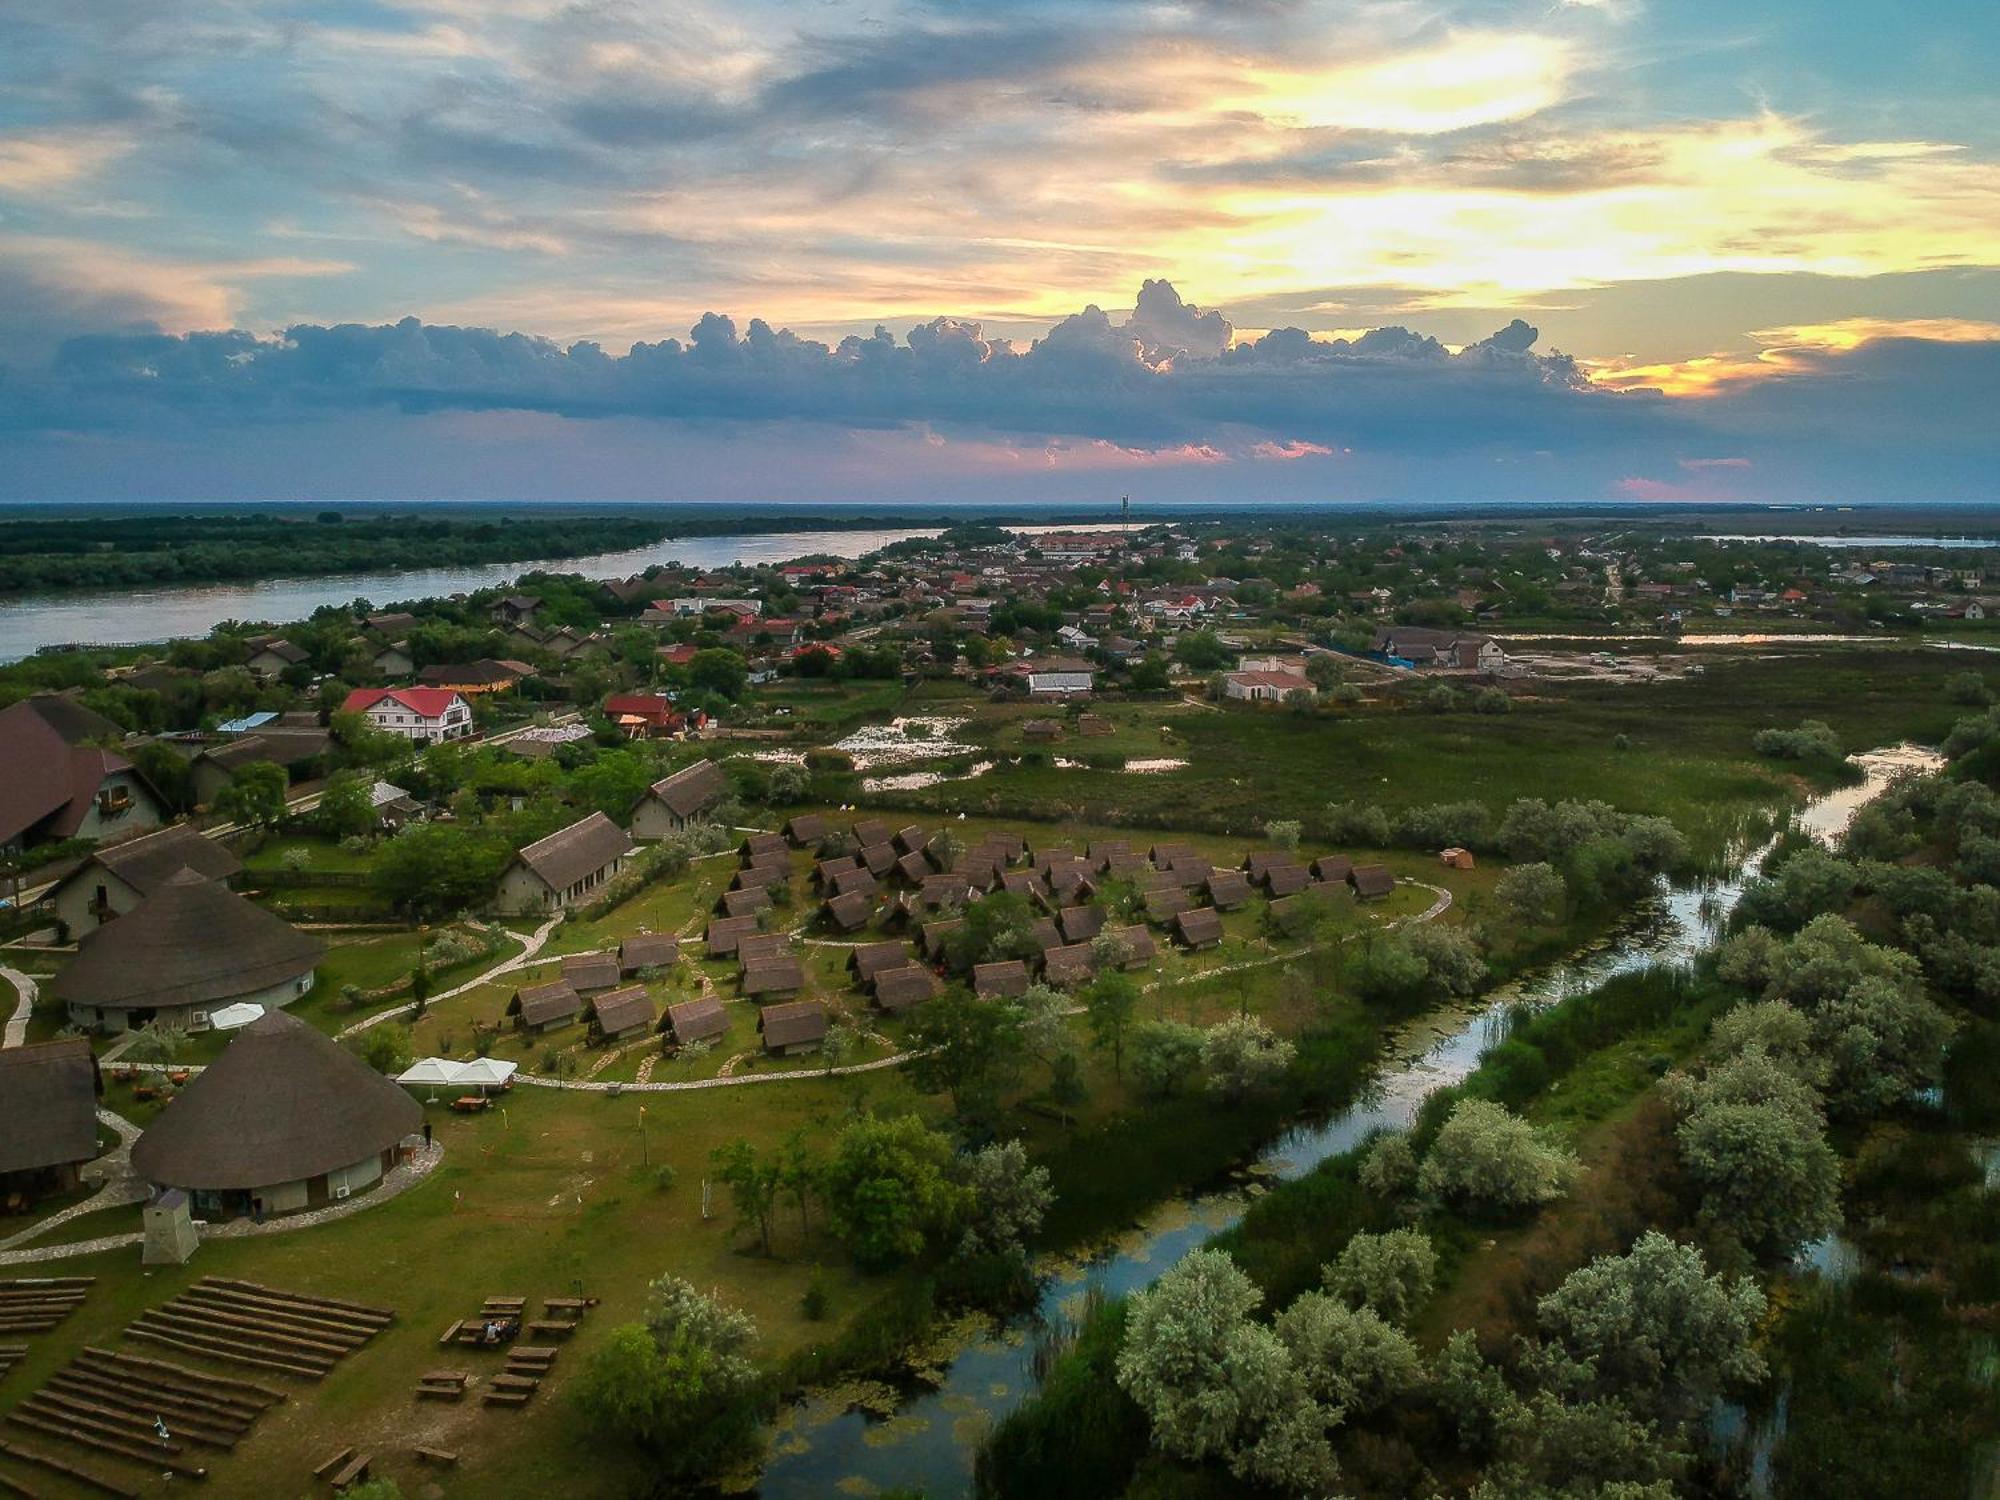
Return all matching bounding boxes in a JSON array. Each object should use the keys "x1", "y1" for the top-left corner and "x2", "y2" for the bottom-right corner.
[{"x1": 1, "y1": 0, "x2": 1996, "y2": 506}]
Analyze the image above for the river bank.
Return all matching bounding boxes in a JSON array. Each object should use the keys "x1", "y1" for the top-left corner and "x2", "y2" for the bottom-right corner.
[{"x1": 750, "y1": 743, "x2": 1940, "y2": 1497}]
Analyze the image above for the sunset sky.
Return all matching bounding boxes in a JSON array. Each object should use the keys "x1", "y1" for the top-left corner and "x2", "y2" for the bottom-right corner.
[{"x1": 2, "y1": 0, "x2": 1996, "y2": 504}]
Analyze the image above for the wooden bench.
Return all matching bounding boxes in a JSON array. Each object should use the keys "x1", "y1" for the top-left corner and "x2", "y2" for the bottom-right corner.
[
  {"x1": 481, "y1": 1390, "x2": 531, "y2": 1407},
  {"x1": 437, "y1": 1319, "x2": 464, "y2": 1347},
  {"x1": 312, "y1": 1446, "x2": 354, "y2": 1480},
  {"x1": 415, "y1": 1446, "x2": 458, "y2": 1466},
  {"x1": 0, "y1": 1438, "x2": 137, "y2": 1499},
  {"x1": 542, "y1": 1296, "x2": 590, "y2": 1314},
  {"x1": 0, "y1": 1469, "x2": 38, "y2": 1497},
  {"x1": 328, "y1": 1450, "x2": 372, "y2": 1488},
  {"x1": 525, "y1": 1319, "x2": 576, "y2": 1340},
  {"x1": 481, "y1": 1296, "x2": 526, "y2": 1312},
  {"x1": 490, "y1": 1373, "x2": 540, "y2": 1392},
  {"x1": 450, "y1": 1095, "x2": 490, "y2": 1114}
]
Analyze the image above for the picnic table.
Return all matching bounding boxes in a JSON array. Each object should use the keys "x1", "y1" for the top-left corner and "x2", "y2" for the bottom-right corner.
[{"x1": 449, "y1": 1095, "x2": 490, "y2": 1114}]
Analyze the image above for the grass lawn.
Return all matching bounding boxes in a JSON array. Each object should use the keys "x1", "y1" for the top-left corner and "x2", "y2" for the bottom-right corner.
[
  {"x1": 0, "y1": 1072, "x2": 946, "y2": 1500},
  {"x1": 239, "y1": 835, "x2": 378, "y2": 874}
]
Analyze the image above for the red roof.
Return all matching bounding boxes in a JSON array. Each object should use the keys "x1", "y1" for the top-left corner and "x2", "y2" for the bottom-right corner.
[
  {"x1": 604, "y1": 694, "x2": 679, "y2": 724},
  {"x1": 343, "y1": 687, "x2": 463, "y2": 719}
]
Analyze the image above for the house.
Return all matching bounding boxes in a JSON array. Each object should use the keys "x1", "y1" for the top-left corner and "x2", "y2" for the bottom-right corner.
[
  {"x1": 620, "y1": 934, "x2": 679, "y2": 975},
  {"x1": 52, "y1": 871, "x2": 325, "y2": 1034},
  {"x1": 919, "y1": 918, "x2": 963, "y2": 959},
  {"x1": 1022, "y1": 719, "x2": 1064, "y2": 742},
  {"x1": 1101, "y1": 925, "x2": 1157, "y2": 968},
  {"x1": 1145, "y1": 887, "x2": 1195, "y2": 923},
  {"x1": 603, "y1": 693, "x2": 687, "y2": 740},
  {"x1": 1263, "y1": 862, "x2": 1312, "y2": 897},
  {"x1": 759, "y1": 1000, "x2": 827, "y2": 1056},
  {"x1": 1350, "y1": 864, "x2": 1397, "y2": 900},
  {"x1": 0, "y1": 696, "x2": 165, "y2": 852},
  {"x1": 1173, "y1": 908, "x2": 1224, "y2": 948},
  {"x1": 496, "y1": 812, "x2": 632, "y2": 915},
  {"x1": 631, "y1": 760, "x2": 727, "y2": 838},
  {"x1": 973, "y1": 959, "x2": 1030, "y2": 999},
  {"x1": 721, "y1": 885, "x2": 772, "y2": 918},
  {"x1": 130, "y1": 1010, "x2": 419, "y2": 1220},
  {"x1": 372, "y1": 641, "x2": 415, "y2": 678},
  {"x1": 1057, "y1": 905, "x2": 1105, "y2": 944},
  {"x1": 1439, "y1": 847, "x2": 1476, "y2": 870},
  {"x1": 666, "y1": 995, "x2": 729, "y2": 1047},
  {"x1": 0, "y1": 1038, "x2": 101, "y2": 1203},
  {"x1": 874, "y1": 965, "x2": 938, "y2": 1014},
  {"x1": 48, "y1": 822, "x2": 242, "y2": 940},
  {"x1": 1206, "y1": 871, "x2": 1253, "y2": 909},
  {"x1": 1373, "y1": 627, "x2": 1508, "y2": 673},
  {"x1": 823, "y1": 891, "x2": 875, "y2": 932},
  {"x1": 341, "y1": 687, "x2": 473, "y2": 745},
  {"x1": 561, "y1": 952, "x2": 621, "y2": 994},
  {"x1": 784, "y1": 814, "x2": 831, "y2": 846},
  {"x1": 1024, "y1": 658, "x2": 1097, "y2": 697},
  {"x1": 189, "y1": 728, "x2": 331, "y2": 805},
  {"x1": 507, "y1": 979, "x2": 583, "y2": 1033},
  {"x1": 363, "y1": 611, "x2": 420, "y2": 638},
  {"x1": 245, "y1": 639, "x2": 309, "y2": 681},
  {"x1": 1042, "y1": 943, "x2": 1098, "y2": 987},
  {"x1": 850, "y1": 942, "x2": 914, "y2": 987},
  {"x1": 416, "y1": 660, "x2": 531, "y2": 695},
  {"x1": 1224, "y1": 670, "x2": 1313, "y2": 703},
  {"x1": 705, "y1": 915, "x2": 762, "y2": 958},
  {"x1": 589, "y1": 985, "x2": 654, "y2": 1044},
  {"x1": 490, "y1": 593, "x2": 542, "y2": 627},
  {"x1": 741, "y1": 956, "x2": 805, "y2": 999},
  {"x1": 1312, "y1": 855, "x2": 1354, "y2": 884}
]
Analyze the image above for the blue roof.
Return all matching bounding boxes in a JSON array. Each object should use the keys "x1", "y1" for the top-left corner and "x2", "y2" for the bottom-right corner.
[{"x1": 216, "y1": 711, "x2": 278, "y2": 733}]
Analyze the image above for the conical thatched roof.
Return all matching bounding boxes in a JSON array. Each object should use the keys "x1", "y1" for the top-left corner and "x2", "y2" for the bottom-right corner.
[
  {"x1": 132, "y1": 1010, "x2": 420, "y2": 1190},
  {"x1": 52, "y1": 870, "x2": 325, "y2": 1013}
]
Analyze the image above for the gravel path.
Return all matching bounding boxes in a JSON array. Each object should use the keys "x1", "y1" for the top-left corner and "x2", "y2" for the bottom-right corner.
[
  {"x1": 336, "y1": 914, "x2": 563, "y2": 1039},
  {"x1": 0, "y1": 964, "x2": 38, "y2": 1047}
]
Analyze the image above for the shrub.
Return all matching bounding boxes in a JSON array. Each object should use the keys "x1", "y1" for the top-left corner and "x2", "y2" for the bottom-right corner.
[{"x1": 1417, "y1": 1098, "x2": 1577, "y2": 1215}]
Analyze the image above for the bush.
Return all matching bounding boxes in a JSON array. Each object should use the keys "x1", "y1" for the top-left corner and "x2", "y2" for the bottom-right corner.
[
  {"x1": 1417, "y1": 1098, "x2": 1578, "y2": 1215},
  {"x1": 1753, "y1": 719, "x2": 1843, "y2": 761}
]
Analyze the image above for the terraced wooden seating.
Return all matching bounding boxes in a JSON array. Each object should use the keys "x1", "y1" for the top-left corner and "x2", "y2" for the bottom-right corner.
[
  {"x1": 125, "y1": 1278, "x2": 392, "y2": 1381},
  {"x1": 0, "y1": 1345, "x2": 24, "y2": 1381},
  {"x1": 2, "y1": 1408, "x2": 207, "y2": 1480},
  {"x1": 0, "y1": 1438, "x2": 137, "y2": 1499},
  {"x1": 0, "y1": 1280, "x2": 93, "y2": 1336},
  {"x1": 0, "y1": 1467, "x2": 37, "y2": 1497}
]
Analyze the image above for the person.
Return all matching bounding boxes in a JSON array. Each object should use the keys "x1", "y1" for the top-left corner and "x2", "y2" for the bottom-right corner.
[{"x1": 423, "y1": 1121, "x2": 433, "y2": 1149}]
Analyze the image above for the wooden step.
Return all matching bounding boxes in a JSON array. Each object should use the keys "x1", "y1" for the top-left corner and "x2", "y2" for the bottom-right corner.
[{"x1": 0, "y1": 1438, "x2": 135, "y2": 1500}]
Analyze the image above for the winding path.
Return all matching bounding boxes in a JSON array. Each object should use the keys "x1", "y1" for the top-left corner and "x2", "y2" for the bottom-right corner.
[
  {"x1": 335, "y1": 913, "x2": 564, "y2": 1039},
  {"x1": 0, "y1": 964, "x2": 36, "y2": 1048}
]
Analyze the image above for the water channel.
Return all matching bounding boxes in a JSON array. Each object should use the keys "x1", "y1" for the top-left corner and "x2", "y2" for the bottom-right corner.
[{"x1": 754, "y1": 742, "x2": 1943, "y2": 1498}]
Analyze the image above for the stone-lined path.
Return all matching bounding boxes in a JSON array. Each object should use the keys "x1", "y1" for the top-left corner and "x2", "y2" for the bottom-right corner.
[{"x1": 0, "y1": 964, "x2": 37, "y2": 1048}]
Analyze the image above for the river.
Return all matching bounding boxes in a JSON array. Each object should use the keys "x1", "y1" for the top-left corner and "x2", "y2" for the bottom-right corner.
[
  {"x1": 0, "y1": 527, "x2": 944, "y2": 663},
  {"x1": 753, "y1": 742, "x2": 1942, "y2": 1498}
]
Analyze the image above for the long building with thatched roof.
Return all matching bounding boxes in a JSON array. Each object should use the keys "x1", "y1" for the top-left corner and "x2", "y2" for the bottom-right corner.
[
  {"x1": 51, "y1": 869, "x2": 325, "y2": 1034},
  {"x1": 131, "y1": 1010, "x2": 421, "y2": 1219}
]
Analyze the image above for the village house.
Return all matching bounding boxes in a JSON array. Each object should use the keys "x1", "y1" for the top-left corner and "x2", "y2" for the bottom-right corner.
[
  {"x1": 0, "y1": 1038, "x2": 101, "y2": 1205},
  {"x1": 603, "y1": 692, "x2": 692, "y2": 740},
  {"x1": 244, "y1": 639, "x2": 309, "y2": 681},
  {"x1": 630, "y1": 759, "x2": 727, "y2": 837},
  {"x1": 130, "y1": 1010, "x2": 420, "y2": 1220},
  {"x1": 52, "y1": 870, "x2": 325, "y2": 1034},
  {"x1": 371, "y1": 640, "x2": 415, "y2": 678},
  {"x1": 341, "y1": 686, "x2": 473, "y2": 744},
  {"x1": 1223, "y1": 668, "x2": 1314, "y2": 703},
  {"x1": 1373, "y1": 626, "x2": 1508, "y2": 672},
  {"x1": 508, "y1": 979, "x2": 583, "y2": 1034},
  {"x1": 758, "y1": 999, "x2": 828, "y2": 1056},
  {"x1": 496, "y1": 812, "x2": 632, "y2": 914},
  {"x1": 666, "y1": 995, "x2": 728, "y2": 1047},
  {"x1": 0, "y1": 695, "x2": 165, "y2": 852},
  {"x1": 489, "y1": 592, "x2": 542, "y2": 627},
  {"x1": 589, "y1": 985, "x2": 655, "y2": 1044},
  {"x1": 48, "y1": 821, "x2": 242, "y2": 939},
  {"x1": 415, "y1": 659, "x2": 532, "y2": 695},
  {"x1": 188, "y1": 725, "x2": 332, "y2": 805}
]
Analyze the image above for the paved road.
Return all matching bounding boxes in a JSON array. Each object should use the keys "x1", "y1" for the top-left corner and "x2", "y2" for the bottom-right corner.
[{"x1": 0, "y1": 964, "x2": 37, "y2": 1047}]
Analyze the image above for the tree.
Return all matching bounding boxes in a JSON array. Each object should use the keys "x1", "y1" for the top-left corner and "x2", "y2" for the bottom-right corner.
[
  {"x1": 1115, "y1": 1250, "x2": 1339, "y2": 1494},
  {"x1": 777, "y1": 1129, "x2": 821, "y2": 1247},
  {"x1": 351, "y1": 1022, "x2": 413, "y2": 1076},
  {"x1": 954, "y1": 1140, "x2": 1053, "y2": 1261},
  {"x1": 1200, "y1": 1016, "x2": 1296, "y2": 1104},
  {"x1": 1496, "y1": 862, "x2": 1567, "y2": 929},
  {"x1": 907, "y1": 991, "x2": 1025, "y2": 1126},
  {"x1": 130, "y1": 740, "x2": 194, "y2": 815},
  {"x1": 1265, "y1": 818, "x2": 1302, "y2": 853},
  {"x1": 1081, "y1": 970, "x2": 1138, "y2": 1078},
  {"x1": 1274, "y1": 1292, "x2": 1423, "y2": 1416},
  {"x1": 315, "y1": 770, "x2": 377, "y2": 840},
  {"x1": 711, "y1": 1139, "x2": 782, "y2": 1256},
  {"x1": 686, "y1": 648, "x2": 749, "y2": 701},
  {"x1": 819, "y1": 1114, "x2": 967, "y2": 1269},
  {"x1": 1322, "y1": 1228, "x2": 1437, "y2": 1326},
  {"x1": 371, "y1": 823, "x2": 507, "y2": 918},
  {"x1": 1304, "y1": 654, "x2": 1345, "y2": 690},
  {"x1": 1130, "y1": 1019, "x2": 1204, "y2": 1099},
  {"x1": 1418, "y1": 1098, "x2": 1578, "y2": 1215},
  {"x1": 571, "y1": 1276, "x2": 764, "y2": 1483},
  {"x1": 1676, "y1": 1091, "x2": 1839, "y2": 1259},
  {"x1": 1735, "y1": 847, "x2": 1859, "y2": 932},
  {"x1": 215, "y1": 760, "x2": 288, "y2": 827},
  {"x1": 127, "y1": 1020, "x2": 188, "y2": 1073},
  {"x1": 1358, "y1": 1132, "x2": 1417, "y2": 1197},
  {"x1": 1535, "y1": 1230, "x2": 1766, "y2": 1423}
]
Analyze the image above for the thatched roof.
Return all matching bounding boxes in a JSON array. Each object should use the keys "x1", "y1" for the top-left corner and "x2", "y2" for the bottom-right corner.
[
  {"x1": 874, "y1": 965, "x2": 938, "y2": 1012},
  {"x1": 851, "y1": 819, "x2": 892, "y2": 849},
  {"x1": 832, "y1": 866, "x2": 880, "y2": 898},
  {"x1": 705, "y1": 915, "x2": 761, "y2": 957},
  {"x1": 620, "y1": 934, "x2": 679, "y2": 973},
  {"x1": 721, "y1": 885, "x2": 772, "y2": 918},
  {"x1": 71, "y1": 822, "x2": 240, "y2": 896},
  {"x1": 509, "y1": 979, "x2": 582, "y2": 1027},
  {"x1": 738, "y1": 933, "x2": 791, "y2": 964},
  {"x1": 1206, "y1": 871, "x2": 1253, "y2": 909},
  {"x1": 643, "y1": 760, "x2": 726, "y2": 820},
  {"x1": 783, "y1": 814, "x2": 830, "y2": 845},
  {"x1": 742, "y1": 956, "x2": 805, "y2": 996},
  {"x1": 1042, "y1": 943, "x2": 1097, "y2": 987},
  {"x1": 1350, "y1": 864, "x2": 1396, "y2": 899},
  {"x1": 667, "y1": 996, "x2": 728, "y2": 1044},
  {"x1": 0, "y1": 1038, "x2": 99, "y2": 1174},
  {"x1": 859, "y1": 842, "x2": 898, "y2": 876},
  {"x1": 560, "y1": 953, "x2": 621, "y2": 992},
  {"x1": 1057, "y1": 905, "x2": 1105, "y2": 944},
  {"x1": 1312, "y1": 855, "x2": 1354, "y2": 883},
  {"x1": 850, "y1": 942, "x2": 911, "y2": 983},
  {"x1": 1174, "y1": 908, "x2": 1224, "y2": 947},
  {"x1": 973, "y1": 959, "x2": 1029, "y2": 998},
  {"x1": 52, "y1": 871, "x2": 325, "y2": 1013},
  {"x1": 511, "y1": 812, "x2": 631, "y2": 894},
  {"x1": 1104, "y1": 925, "x2": 1158, "y2": 967},
  {"x1": 131, "y1": 1011, "x2": 419, "y2": 1191},
  {"x1": 1264, "y1": 863, "x2": 1311, "y2": 896},
  {"x1": 824, "y1": 891, "x2": 874, "y2": 931},
  {"x1": 759, "y1": 1000, "x2": 827, "y2": 1049},
  {"x1": 0, "y1": 696, "x2": 135, "y2": 846},
  {"x1": 591, "y1": 985, "x2": 653, "y2": 1036}
]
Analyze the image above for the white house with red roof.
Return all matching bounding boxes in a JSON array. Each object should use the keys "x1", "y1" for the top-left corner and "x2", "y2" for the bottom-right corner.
[{"x1": 341, "y1": 687, "x2": 473, "y2": 744}]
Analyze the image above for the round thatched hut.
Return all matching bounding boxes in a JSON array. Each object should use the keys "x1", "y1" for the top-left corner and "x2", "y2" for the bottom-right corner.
[
  {"x1": 131, "y1": 1010, "x2": 421, "y2": 1219},
  {"x1": 51, "y1": 868, "x2": 324, "y2": 1034}
]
